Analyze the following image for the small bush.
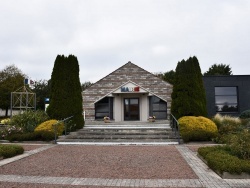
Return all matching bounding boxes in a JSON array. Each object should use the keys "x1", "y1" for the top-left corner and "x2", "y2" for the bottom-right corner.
[
  {"x1": 198, "y1": 146, "x2": 250, "y2": 175},
  {"x1": 178, "y1": 116, "x2": 218, "y2": 142},
  {"x1": 226, "y1": 130, "x2": 250, "y2": 160},
  {"x1": 7, "y1": 131, "x2": 56, "y2": 142},
  {"x1": 0, "y1": 118, "x2": 10, "y2": 125},
  {"x1": 0, "y1": 144, "x2": 24, "y2": 158},
  {"x1": 241, "y1": 118, "x2": 250, "y2": 128},
  {"x1": 240, "y1": 110, "x2": 250, "y2": 119},
  {"x1": 9, "y1": 110, "x2": 49, "y2": 133},
  {"x1": 0, "y1": 125, "x2": 23, "y2": 140},
  {"x1": 212, "y1": 114, "x2": 242, "y2": 135},
  {"x1": 35, "y1": 119, "x2": 64, "y2": 136}
]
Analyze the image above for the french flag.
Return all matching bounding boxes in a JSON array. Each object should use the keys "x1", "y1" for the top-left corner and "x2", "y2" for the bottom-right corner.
[{"x1": 24, "y1": 79, "x2": 35, "y2": 85}]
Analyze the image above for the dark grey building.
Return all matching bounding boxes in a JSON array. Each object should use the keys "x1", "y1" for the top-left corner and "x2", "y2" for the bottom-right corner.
[{"x1": 203, "y1": 75, "x2": 250, "y2": 117}]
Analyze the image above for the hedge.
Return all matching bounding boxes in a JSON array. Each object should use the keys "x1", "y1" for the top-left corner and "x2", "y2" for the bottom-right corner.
[
  {"x1": 198, "y1": 146, "x2": 250, "y2": 175},
  {"x1": 0, "y1": 144, "x2": 24, "y2": 159},
  {"x1": 7, "y1": 131, "x2": 55, "y2": 142}
]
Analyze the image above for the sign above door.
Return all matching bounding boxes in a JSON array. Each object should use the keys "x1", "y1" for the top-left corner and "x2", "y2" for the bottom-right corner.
[{"x1": 112, "y1": 81, "x2": 148, "y2": 93}]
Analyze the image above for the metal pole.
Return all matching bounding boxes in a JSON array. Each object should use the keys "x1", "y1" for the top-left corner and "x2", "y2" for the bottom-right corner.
[
  {"x1": 53, "y1": 116, "x2": 73, "y2": 144},
  {"x1": 34, "y1": 93, "x2": 36, "y2": 110},
  {"x1": 54, "y1": 123, "x2": 57, "y2": 144},
  {"x1": 26, "y1": 91, "x2": 28, "y2": 111},
  {"x1": 20, "y1": 93, "x2": 22, "y2": 112},
  {"x1": 10, "y1": 92, "x2": 13, "y2": 118},
  {"x1": 65, "y1": 123, "x2": 67, "y2": 136}
]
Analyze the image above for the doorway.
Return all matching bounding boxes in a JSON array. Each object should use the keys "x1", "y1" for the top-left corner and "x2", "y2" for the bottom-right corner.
[{"x1": 124, "y1": 98, "x2": 140, "y2": 120}]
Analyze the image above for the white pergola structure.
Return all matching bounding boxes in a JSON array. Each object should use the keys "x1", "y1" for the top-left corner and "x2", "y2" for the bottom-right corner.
[{"x1": 10, "y1": 86, "x2": 36, "y2": 117}]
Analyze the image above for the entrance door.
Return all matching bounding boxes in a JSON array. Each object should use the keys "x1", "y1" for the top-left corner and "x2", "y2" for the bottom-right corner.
[{"x1": 124, "y1": 98, "x2": 139, "y2": 120}]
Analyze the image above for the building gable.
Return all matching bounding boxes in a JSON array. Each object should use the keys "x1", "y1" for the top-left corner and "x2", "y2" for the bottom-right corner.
[{"x1": 83, "y1": 61, "x2": 172, "y2": 120}]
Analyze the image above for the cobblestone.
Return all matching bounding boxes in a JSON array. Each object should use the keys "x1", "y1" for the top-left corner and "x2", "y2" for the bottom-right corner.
[{"x1": 0, "y1": 144, "x2": 250, "y2": 187}]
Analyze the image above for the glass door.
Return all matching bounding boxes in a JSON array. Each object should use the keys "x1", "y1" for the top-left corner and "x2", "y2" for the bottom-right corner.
[{"x1": 124, "y1": 98, "x2": 139, "y2": 120}]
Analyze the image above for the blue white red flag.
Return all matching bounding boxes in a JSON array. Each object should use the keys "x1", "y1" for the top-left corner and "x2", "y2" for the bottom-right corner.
[{"x1": 24, "y1": 79, "x2": 35, "y2": 85}]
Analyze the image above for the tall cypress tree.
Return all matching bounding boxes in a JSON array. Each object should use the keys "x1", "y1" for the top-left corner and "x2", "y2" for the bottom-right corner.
[
  {"x1": 47, "y1": 55, "x2": 84, "y2": 131},
  {"x1": 171, "y1": 56, "x2": 207, "y2": 119}
]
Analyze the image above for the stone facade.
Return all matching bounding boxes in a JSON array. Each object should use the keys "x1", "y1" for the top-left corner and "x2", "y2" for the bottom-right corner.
[{"x1": 82, "y1": 62, "x2": 173, "y2": 121}]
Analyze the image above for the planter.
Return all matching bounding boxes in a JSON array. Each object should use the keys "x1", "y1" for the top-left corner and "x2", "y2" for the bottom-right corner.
[{"x1": 148, "y1": 118, "x2": 155, "y2": 122}]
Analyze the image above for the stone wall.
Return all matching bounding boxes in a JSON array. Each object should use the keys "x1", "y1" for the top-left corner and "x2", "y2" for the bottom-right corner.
[{"x1": 82, "y1": 62, "x2": 173, "y2": 121}]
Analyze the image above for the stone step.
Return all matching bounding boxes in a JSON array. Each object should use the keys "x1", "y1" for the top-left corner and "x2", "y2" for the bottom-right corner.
[
  {"x1": 85, "y1": 121, "x2": 170, "y2": 125},
  {"x1": 68, "y1": 132, "x2": 171, "y2": 136},
  {"x1": 57, "y1": 141, "x2": 179, "y2": 145},
  {"x1": 57, "y1": 121, "x2": 181, "y2": 145},
  {"x1": 83, "y1": 125, "x2": 170, "y2": 129},
  {"x1": 57, "y1": 138, "x2": 179, "y2": 143},
  {"x1": 74, "y1": 129, "x2": 172, "y2": 134},
  {"x1": 64, "y1": 134, "x2": 174, "y2": 139}
]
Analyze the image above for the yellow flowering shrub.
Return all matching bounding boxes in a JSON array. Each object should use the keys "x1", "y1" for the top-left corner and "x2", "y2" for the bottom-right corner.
[
  {"x1": 0, "y1": 118, "x2": 10, "y2": 125},
  {"x1": 35, "y1": 120, "x2": 64, "y2": 136},
  {"x1": 178, "y1": 116, "x2": 218, "y2": 142}
]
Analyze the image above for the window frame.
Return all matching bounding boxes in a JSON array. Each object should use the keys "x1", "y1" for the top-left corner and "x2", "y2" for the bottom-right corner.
[
  {"x1": 149, "y1": 96, "x2": 167, "y2": 119},
  {"x1": 95, "y1": 97, "x2": 113, "y2": 120},
  {"x1": 214, "y1": 86, "x2": 238, "y2": 113}
]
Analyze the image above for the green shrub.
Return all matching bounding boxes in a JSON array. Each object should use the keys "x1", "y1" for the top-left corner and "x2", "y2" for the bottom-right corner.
[
  {"x1": 9, "y1": 110, "x2": 49, "y2": 133},
  {"x1": 226, "y1": 130, "x2": 250, "y2": 160},
  {"x1": 178, "y1": 116, "x2": 218, "y2": 142},
  {"x1": 0, "y1": 125, "x2": 23, "y2": 140},
  {"x1": 35, "y1": 119, "x2": 64, "y2": 136},
  {"x1": 214, "y1": 134, "x2": 233, "y2": 144},
  {"x1": 7, "y1": 131, "x2": 56, "y2": 142},
  {"x1": 7, "y1": 132, "x2": 35, "y2": 142},
  {"x1": 241, "y1": 118, "x2": 250, "y2": 128},
  {"x1": 240, "y1": 110, "x2": 250, "y2": 119},
  {"x1": 0, "y1": 144, "x2": 24, "y2": 158},
  {"x1": 198, "y1": 146, "x2": 250, "y2": 174},
  {"x1": 197, "y1": 145, "x2": 220, "y2": 157},
  {"x1": 39, "y1": 131, "x2": 55, "y2": 141},
  {"x1": 212, "y1": 114, "x2": 242, "y2": 135}
]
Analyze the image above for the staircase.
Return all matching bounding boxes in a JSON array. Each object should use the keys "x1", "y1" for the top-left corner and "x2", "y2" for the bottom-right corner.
[{"x1": 57, "y1": 120, "x2": 181, "y2": 145}]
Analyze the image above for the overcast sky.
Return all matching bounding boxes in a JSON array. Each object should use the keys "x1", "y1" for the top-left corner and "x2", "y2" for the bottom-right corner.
[{"x1": 1, "y1": 0, "x2": 250, "y2": 83}]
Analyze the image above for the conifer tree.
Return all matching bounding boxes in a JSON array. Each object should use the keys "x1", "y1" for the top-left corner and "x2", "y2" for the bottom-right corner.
[
  {"x1": 47, "y1": 55, "x2": 84, "y2": 131},
  {"x1": 171, "y1": 56, "x2": 207, "y2": 119},
  {"x1": 204, "y1": 63, "x2": 232, "y2": 75}
]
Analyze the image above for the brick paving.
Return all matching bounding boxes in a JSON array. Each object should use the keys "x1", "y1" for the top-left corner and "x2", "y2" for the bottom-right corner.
[{"x1": 0, "y1": 144, "x2": 250, "y2": 187}]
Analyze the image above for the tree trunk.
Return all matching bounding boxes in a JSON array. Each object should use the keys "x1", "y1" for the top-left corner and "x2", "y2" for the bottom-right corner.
[{"x1": 5, "y1": 107, "x2": 8, "y2": 117}]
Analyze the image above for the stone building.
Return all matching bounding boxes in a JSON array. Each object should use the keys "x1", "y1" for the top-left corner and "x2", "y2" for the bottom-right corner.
[{"x1": 82, "y1": 62, "x2": 172, "y2": 122}]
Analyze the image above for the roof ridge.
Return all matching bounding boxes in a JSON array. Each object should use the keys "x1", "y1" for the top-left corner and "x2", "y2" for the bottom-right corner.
[{"x1": 85, "y1": 61, "x2": 171, "y2": 91}]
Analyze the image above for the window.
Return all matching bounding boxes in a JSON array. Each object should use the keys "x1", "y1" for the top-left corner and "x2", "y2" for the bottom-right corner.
[
  {"x1": 215, "y1": 87, "x2": 238, "y2": 112},
  {"x1": 149, "y1": 96, "x2": 167, "y2": 119},
  {"x1": 95, "y1": 97, "x2": 113, "y2": 119}
]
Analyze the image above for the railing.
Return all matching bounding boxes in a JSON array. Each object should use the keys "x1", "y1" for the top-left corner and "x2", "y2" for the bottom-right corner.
[
  {"x1": 170, "y1": 113, "x2": 180, "y2": 144},
  {"x1": 53, "y1": 115, "x2": 74, "y2": 144}
]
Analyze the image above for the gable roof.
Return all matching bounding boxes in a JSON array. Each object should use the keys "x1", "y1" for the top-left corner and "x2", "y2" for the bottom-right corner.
[{"x1": 83, "y1": 61, "x2": 172, "y2": 103}]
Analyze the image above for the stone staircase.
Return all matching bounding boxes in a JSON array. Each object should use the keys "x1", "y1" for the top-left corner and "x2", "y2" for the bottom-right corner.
[{"x1": 57, "y1": 120, "x2": 181, "y2": 145}]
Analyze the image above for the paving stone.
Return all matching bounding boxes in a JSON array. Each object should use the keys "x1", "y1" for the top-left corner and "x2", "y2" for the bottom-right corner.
[{"x1": 1, "y1": 145, "x2": 250, "y2": 187}]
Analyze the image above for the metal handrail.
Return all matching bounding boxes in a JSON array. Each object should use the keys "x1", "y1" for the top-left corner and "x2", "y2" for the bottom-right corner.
[
  {"x1": 170, "y1": 113, "x2": 180, "y2": 144},
  {"x1": 53, "y1": 115, "x2": 73, "y2": 144}
]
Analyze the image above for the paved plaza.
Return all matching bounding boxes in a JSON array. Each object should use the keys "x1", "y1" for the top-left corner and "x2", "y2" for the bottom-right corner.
[{"x1": 0, "y1": 144, "x2": 250, "y2": 188}]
